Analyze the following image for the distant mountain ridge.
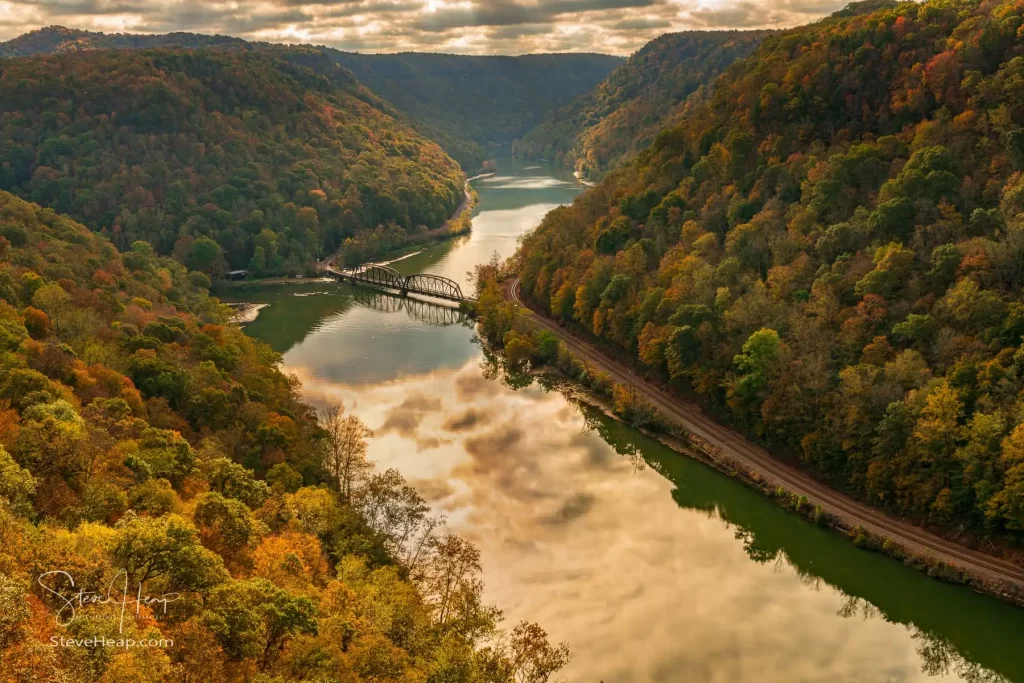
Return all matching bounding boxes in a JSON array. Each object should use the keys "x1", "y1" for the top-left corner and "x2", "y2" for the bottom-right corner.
[
  {"x1": 0, "y1": 25, "x2": 249, "y2": 56},
  {"x1": 329, "y1": 51, "x2": 624, "y2": 170},
  {"x1": 514, "y1": 30, "x2": 771, "y2": 181},
  {"x1": 0, "y1": 27, "x2": 622, "y2": 171}
]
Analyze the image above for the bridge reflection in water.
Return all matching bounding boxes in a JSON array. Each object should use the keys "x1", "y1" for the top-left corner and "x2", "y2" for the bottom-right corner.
[{"x1": 350, "y1": 289, "x2": 468, "y2": 327}]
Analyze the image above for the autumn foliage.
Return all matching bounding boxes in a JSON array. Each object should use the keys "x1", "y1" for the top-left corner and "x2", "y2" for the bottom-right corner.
[
  {"x1": 512, "y1": 0, "x2": 1024, "y2": 541},
  {"x1": 0, "y1": 192, "x2": 568, "y2": 682},
  {"x1": 515, "y1": 30, "x2": 770, "y2": 180},
  {"x1": 0, "y1": 48, "x2": 465, "y2": 275}
]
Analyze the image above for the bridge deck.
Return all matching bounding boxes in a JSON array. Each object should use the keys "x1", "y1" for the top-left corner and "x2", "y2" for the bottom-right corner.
[{"x1": 326, "y1": 266, "x2": 475, "y2": 303}]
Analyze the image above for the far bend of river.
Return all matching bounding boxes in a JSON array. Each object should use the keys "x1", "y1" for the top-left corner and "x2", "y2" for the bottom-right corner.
[{"x1": 234, "y1": 156, "x2": 1024, "y2": 683}]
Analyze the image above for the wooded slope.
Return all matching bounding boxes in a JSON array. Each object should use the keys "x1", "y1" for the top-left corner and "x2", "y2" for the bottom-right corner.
[
  {"x1": 515, "y1": 30, "x2": 769, "y2": 180},
  {"x1": 331, "y1": 51, "x2": 624, "y2": 170},
  {"x1": 0, "y1": 190, "x2": 568, "y2": 681},
  {"x1": 515, "y1": 0, "x2": 1024, "y2": 542},
  {"x1": 0, "y1": 47, "x2": 465, "y2": 274}
]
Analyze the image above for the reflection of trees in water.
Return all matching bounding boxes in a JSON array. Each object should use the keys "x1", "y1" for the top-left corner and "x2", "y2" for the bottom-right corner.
[
  {"x1": 569, "y1": 401, "x2": 1011, "y2": 683},
  {"x1": 732, "y1": 526, "x2": 781, "y2": 565},
  {"x1": 575, "y1": 391, "x2": 647, "y2": 473},
  {"x1": 836, "y1": 594, "x2": 878, "y2": 619},
  {"x1": 479, "y1": 346, "x2": 501, "y2": 382},
  {"x1": 478, "y1": 345, "x2": 550, "y2": 391},
  {"x1": 914, "y1": 632, "x2": 1009, "y2": 683},
  {"x1": 351, "y1": 289, "x2": 468, "y2": 326},
  {"x1": 481, "y1": 358, "x2": 1017, "y2": 681}
]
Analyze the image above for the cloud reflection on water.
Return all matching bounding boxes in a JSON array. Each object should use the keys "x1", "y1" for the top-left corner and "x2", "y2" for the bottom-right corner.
[
  {"x1": 286, "y1": 359, "x2": 981, "y2": 683},
  {"x1": 477, "y1": 176, "x2": 577, "y2": 190}
]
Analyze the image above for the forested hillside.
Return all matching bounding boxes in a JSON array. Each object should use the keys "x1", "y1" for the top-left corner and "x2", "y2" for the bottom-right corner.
[
  {"x1": 514, "y1": 31, "x2": 769, "y2": 181},
  {"x1": 329, "y1": 51, "x2": 624, "y2": 170},
  {"x1": 513, "y1": 0, "x2": 1024, "y2": 543},
  {"x1": 0, "y1": 27, "x2": 624, "y2": 173},
  {"x1": 0, "y1": 191, "x2": 567, "y2": 681},
  {"x1": 0, "y1": 47, "x2": 465, "y2": 274},
  {"x1": 0, "y1": 26, "x2": 247, "y2": 57}
]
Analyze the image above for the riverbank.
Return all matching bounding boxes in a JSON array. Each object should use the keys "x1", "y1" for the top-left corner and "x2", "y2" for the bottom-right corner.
[
  {"x1": 218, "y1": 180, "x2": 480, "y2": 304},
  {"x1": 220, "y1": 276, "x2": 333, "y2": 289},
  {"x1": 499, "y1": 277, "x2": 1024, "y2": 605},
  {"x1": 236, "y1": 155, "x2": 1024, "y2": 680},
  {"x1": 225, "y1": 301, "x2": 270, "y2": 324},
  {"x1": 573, "y1": 170, "x2": 597, "y2": 187},
  {"x1": 315, "y1": 181, "x2": 477, "y2": 274}
]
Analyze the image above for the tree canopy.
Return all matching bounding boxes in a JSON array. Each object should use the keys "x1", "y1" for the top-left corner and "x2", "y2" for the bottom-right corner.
[
  {"x1": 514, "y1": 31, "x2": 769, "y2": 180},
  {"x1": 0, "y1": 47, "x2": 465, "y2": 275},
  {"x1": 0, "y1": 27, "x2": 624, "y2": 173},
  {"x1": 331, "y1": 51, "x2": 623, "y2": 170},
  {"x1": 0, "y1": 191, "x2": 568, "y2": 682}
]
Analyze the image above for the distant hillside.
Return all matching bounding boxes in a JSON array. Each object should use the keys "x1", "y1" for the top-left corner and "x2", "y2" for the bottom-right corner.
[
  {"x1": 514, "y1": 31, "x2": 770, "y2": 181},
  {"x1": 0, "y1": 47, "x2": 464, "y2": 274},
  {"x1": 329, "y1": 51, "x2": 624, "y2": 170},
  {"x1": 0, "y1": 27, "x2": 622, "y2": 171},
  {"x1": 0, "y1": 25, "x2": 248, "y2": 56}
]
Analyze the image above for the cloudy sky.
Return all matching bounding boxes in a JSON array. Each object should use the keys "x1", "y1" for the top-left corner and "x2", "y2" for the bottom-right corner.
[{"x1": 0, "y1": 0, "x2": 851, "y2": 55}]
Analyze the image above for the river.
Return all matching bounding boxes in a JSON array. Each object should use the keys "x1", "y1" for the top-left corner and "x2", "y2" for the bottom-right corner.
[{"x1": 232, "y1": 156, "x2": 1024, "y2": 683}]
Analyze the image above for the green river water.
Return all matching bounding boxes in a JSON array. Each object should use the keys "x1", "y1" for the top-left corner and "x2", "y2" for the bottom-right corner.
[{"x1": 232, "y1": 156, "x2": 1024, "y2": 683}]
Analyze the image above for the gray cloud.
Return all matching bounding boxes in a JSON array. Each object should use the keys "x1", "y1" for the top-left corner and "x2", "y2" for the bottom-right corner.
[
  {"x1": 686, "y1": 2, "x2": 785, "y2": 28},
  {"x1": 379, "y1": 393, "x2": 442, "y2": 436},
  {"x1": 1, "y1": 0, "x2": 849, "y2": 53},
  {"x1": 608, "y1": 16, "x2": 672, "y2": 31},
  {"x1": 442, "y1": 407, "x2": 489, "y2": 432},
  {"x1": 320, "y1": 1, "x2": 423, "y2": 19},
  {"x1": 18, "y1": 0, "x2": 144, "y2": 15},
  {"x1": 543, "y1": 491, "x2": 596, "y2": 525},
  {"x1": 683, "y1": 0, "x2": 846, "y2": 28},
  {"x1": 413, "y1": 0, "x2": 664, "y2": 32},
  {"x1": 484, "y1": 22, "x2": 558, "y2": 41},
  {"x1": 378, "y1": 393, "x2": 448, "y2": 449}
]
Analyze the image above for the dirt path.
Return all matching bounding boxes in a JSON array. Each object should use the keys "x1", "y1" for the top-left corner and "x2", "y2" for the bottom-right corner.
[
  {"x1": 442, "y1": 183, "x2": 474, "y2": 231},
  {"x1": 508, "y1": 279, "x2": 1024, "y2": 595}
]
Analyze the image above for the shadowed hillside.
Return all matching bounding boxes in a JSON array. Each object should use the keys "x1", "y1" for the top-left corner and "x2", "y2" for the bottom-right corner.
[
  {"x1": 0, "y1": 47, "x2": 465, "y2": 274},
  {"x1": 330, "y1": 51, "x2": 624, "y2": 170},
  {"x1": 0, "y1": 27, "x2": 623, "y2": 172},
  {"x1": 515, "y1": 31, "x2": 770, "y2": 181}
]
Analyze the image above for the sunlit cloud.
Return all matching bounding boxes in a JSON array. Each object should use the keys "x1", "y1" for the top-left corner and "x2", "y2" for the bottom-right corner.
[{"x1": 1, "y1": 0, "x2": 851, "y2": 54}]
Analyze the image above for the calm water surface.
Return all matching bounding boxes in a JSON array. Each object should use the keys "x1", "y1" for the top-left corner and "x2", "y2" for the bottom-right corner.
[{"x1": 236, "y1": 157, "x2": 1024, "y2": 683}]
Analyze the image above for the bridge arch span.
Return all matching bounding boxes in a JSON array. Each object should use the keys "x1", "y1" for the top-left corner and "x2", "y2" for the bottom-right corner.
[
  {"x1": 325, "y1": 264, "x2": 472, "y2": 303},
  {"x1": 354, "y1": 264, "x2": 405, "y2": 290},
  {"x1": 405, "y1": 273, "x2": 464, "y2": 301}
]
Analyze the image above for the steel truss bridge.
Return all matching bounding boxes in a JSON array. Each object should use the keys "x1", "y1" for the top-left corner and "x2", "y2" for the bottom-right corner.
[{"x1": 326, "y1": 265, "x2": 472, "y2": 303}]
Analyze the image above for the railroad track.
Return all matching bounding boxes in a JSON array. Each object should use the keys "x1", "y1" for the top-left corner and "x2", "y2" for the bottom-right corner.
[{"x1": 509, "y1": 278, "x2": 1024, "y2": 589}]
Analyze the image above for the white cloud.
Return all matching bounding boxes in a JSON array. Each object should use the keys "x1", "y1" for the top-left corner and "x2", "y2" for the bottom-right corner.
[{"x1": 1, "y1": 0, "x2": 851, "y2": 54}]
